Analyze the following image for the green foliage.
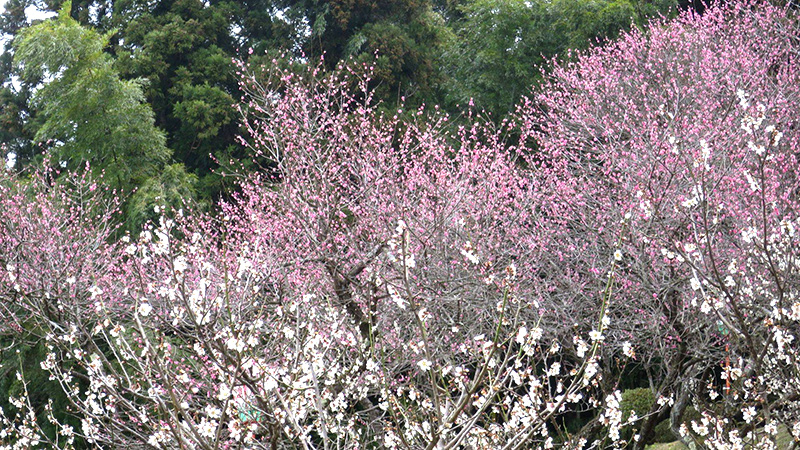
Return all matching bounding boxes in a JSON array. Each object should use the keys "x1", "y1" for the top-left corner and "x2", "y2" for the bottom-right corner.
[
  {"x1": 2, "y1": 0, "x2": 682, "y2": 207},
  {"x1": 652, "y1": 418, "x2": 679, "y2": 443},
  {"x1": 442, "y1": 0, "x2": 678, "y2": 118},
  {"x1": 0, "y1": 336, "x2": 85, "y2": 447},
  {"x1": 126, "y1": 163, "x2": 199, "y2": 228},
  {"x1": 443, "y1": 0, "x2": 558, "y2": 116},
  {"x1": 621, "y1": 388, "x2": 655, "y2": 422},
  {"x1": 13, "y1": 3, "x2": 164, "y2": 175},
  {"x1": 620, "y1": 388, "x2": 655, "y2": 441},
  {"x1": 0, "y1": 82, "x2": 33, "y2": 165},
  {"x1": 12, "y1": 1, "x2": 195, "y2": 230},
  {"x1": 650, "y1": 406, "x2": 702, "y2": 443},
  {"x1": 110, "y1": 0, "x2": 245, "y2": 201},
  {"x1": 1, "y1": 0, "x2": 46, "y2": 167},
  {"x1": 349, "y1": 10, "x2": 451, "y2": 104},
  {"x1": 612, "y1": 396, "x2": 701, "y2": 445},
  {"x1": 286, "y1": 0, "x2": 451, "y2": 106},
  {"x1": 173, "y1": 82, "x2": 234, "y2": 142}
]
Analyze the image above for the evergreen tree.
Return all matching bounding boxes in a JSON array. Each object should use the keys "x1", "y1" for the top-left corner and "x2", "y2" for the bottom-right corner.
[
  {"x1": 109, "y1": 0, "x2": 240, "y2": 200},
  {"x1": 442, "y1": 0, "x2": 677, "y2": 118},
  {"x1": 0, "y1": 0, "x2": 38, "y2": 168},
  {"x1": 13, "y1": 1, "x2": 195, "y2": 228},
  {"x1": 2, "y1": 0, "x2": 682, "y2": 201},
  {"x1": 284, "y1": 0, "x2": 451, "y2": 105}
]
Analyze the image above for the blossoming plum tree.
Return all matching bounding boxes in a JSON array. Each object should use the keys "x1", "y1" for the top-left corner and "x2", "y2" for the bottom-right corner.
[
  {"x1": 521, "y1": 0, "x2": 800, "y2": 446},
  {"x1": 1, "y1": 0, "x2": 799, "y2": 448},
  {"x1": 0, "y1": 63, "x2": 617, "y2": 448}
]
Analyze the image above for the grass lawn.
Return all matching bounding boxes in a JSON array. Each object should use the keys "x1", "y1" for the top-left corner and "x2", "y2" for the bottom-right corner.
[
  {"x1": 645, "y1": 424, "x2": 795, "y2": 450},
  {"x1": 646, "y1": 442, "x2": 687, "y2": 450}
]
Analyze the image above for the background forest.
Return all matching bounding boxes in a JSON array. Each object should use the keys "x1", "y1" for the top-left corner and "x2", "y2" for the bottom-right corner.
[{"x1": 2, "y1": 0, "x2": 679, "y2": 225}]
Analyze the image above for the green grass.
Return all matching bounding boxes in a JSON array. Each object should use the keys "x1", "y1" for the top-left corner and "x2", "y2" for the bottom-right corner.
[
  {"x1": 775, "y1": 424, "x2": 795, "y2": 449},
  {"x1": 645, "y1": 424, "x2": 795, "y2": 450},
  {"x1": 646, "y1": 441, "x2": 688, "y2": 450}
]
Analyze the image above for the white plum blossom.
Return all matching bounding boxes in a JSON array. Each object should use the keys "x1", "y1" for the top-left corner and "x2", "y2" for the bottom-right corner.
[
  {"x1": 138, "y1": 302, "x2": 153, "y2": 317},
  {"x1": 622, "y1": 341, "x2": 635, "y2": 358},
  {"x1": 460, "y1": 241, "x2": 480, "y2": 264},
  {"x1": 417, "y1": 359, "x2": 432, "y2": 372}
]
